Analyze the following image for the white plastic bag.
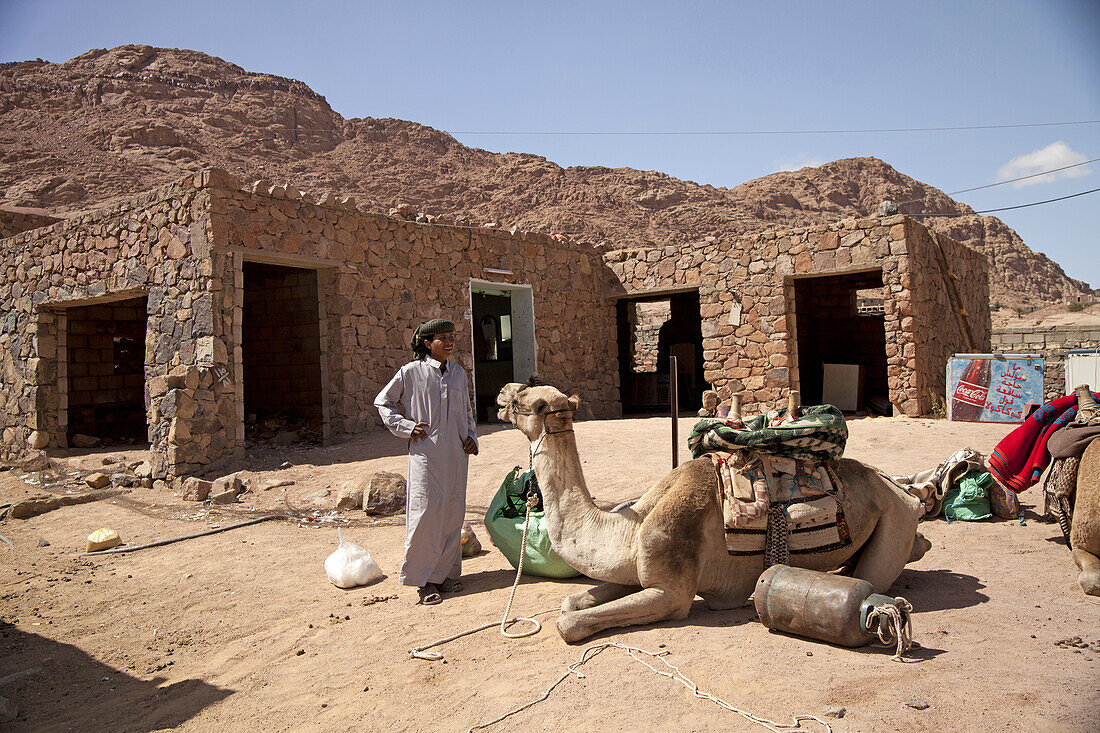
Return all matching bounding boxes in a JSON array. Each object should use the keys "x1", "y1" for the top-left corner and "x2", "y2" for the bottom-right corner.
[{"x1": 324, "y1": 529, "x2": 383, "y2": 588}]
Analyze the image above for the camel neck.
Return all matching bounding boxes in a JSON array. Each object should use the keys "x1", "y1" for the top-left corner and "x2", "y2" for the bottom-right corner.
[{"x1": 530, "y1": 430, "x2": 638, "y2": 584}]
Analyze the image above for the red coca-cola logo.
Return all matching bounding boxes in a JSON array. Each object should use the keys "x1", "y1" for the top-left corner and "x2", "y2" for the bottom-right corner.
[{"x1": 953, "y1": 380, "x2": 988, "y2": 407}]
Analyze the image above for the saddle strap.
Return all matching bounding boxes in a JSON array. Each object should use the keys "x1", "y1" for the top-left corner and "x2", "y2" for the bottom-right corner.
[{"x1": 764, "y1": 504, "x2": 791, "y2": 569}]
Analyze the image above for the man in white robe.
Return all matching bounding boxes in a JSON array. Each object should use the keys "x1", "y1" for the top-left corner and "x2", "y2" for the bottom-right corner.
[{"x1": 374, "y1": 319, "x2": 478, "y2": 604}]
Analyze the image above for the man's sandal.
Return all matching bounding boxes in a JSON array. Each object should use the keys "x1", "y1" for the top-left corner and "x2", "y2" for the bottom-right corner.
[
  {"x1": 439, "y1": 578, "x2": 463, "y2": 593},
  {"x1": 417, "y1": 584, "x2": 442, "y2": 605}
]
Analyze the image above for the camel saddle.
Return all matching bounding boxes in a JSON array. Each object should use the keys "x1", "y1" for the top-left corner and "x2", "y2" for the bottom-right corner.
[{"x1": 708, "y1": 451, "x2": 851, "y2": 559}]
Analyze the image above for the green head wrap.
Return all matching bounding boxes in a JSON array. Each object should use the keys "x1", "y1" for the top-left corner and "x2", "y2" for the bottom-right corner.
[{"x1": 411, "y1": 319, "x2": 455, "y2": 357}]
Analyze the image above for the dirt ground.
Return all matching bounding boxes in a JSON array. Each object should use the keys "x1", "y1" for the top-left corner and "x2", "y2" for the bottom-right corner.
[{"x1": 2, "y1": 414, "x2": 1098, "y2": 732}]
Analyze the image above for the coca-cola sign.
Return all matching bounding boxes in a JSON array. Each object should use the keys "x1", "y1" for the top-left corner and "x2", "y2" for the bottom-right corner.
[
  {"x1": 953, "y1": 380, "x2": 988, "y2": 407},
  {"x1": 947, "y1": 355, "x2": 1045, "y2": 423}
]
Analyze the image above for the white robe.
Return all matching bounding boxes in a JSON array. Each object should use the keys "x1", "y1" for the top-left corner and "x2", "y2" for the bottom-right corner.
[{"x1": 374, "y1": 356, "x2": 478, "y2": 587}]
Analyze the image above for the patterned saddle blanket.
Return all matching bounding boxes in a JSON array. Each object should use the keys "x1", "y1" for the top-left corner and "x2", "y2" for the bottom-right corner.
[{"x1": 708, "y1": 451, "x2": 851, "y2": 557}]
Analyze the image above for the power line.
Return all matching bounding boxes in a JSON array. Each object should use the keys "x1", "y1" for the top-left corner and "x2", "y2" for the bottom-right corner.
[
  {"x1": 907, "y1": 186, "x2": 1100, "y2": 217},
  {"x1": 447, "y1": 120, "x2": 1100, "y2": 136},
  {"x1": 946, "y1": 157, "x2": 1098, "y2": 195},
  {"x1": 895, "y1": 156, "x2": 1098, "y2": 206}
]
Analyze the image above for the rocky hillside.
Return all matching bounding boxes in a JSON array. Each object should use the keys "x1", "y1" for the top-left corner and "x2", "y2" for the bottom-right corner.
[{"x1": 1, "y1": 45, "x2": 1093, "y2": 308}]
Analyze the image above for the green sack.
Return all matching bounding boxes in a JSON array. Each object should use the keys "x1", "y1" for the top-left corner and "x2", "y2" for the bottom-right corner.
[
  {"x1": 484, "y1": 467, "x2": 581, "y2": 579},
  {"x1": 943, "y1": 469, "x2": 993, "y2": 522}
]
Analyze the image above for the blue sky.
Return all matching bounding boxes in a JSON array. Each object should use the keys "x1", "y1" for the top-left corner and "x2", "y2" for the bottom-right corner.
[{"x1": 2, "y1": 0, "x2": 1097, "y2": 286}]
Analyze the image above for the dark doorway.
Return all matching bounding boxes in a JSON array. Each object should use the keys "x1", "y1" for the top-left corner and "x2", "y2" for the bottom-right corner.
[
  {"x1": 64, "y1": 296, "x2": 149, "y2": 445},
  {"x1": 793, "y1": 270, "x2": 890, "y2": 414},
  {"x1": 616, "y1": 291, "x2": 705, "y2": 414},
  {"x1": 242, "y1": 262, "x2": 323, "y2": 444}
]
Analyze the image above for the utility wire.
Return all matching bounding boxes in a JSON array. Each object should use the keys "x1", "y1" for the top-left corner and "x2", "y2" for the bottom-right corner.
[
  {"x1": 945, "y1": 157, "x2": 1098, "y2": 195},
  {"x1": 907, "y1": 186, "x2": 1100, "y2": 217},
  {"x1": 447, "y1": 120, "x2": 1100, "y2": 136},
  {"x1": 895, "y1": 156, "x2": 1098, "y2": 206}
]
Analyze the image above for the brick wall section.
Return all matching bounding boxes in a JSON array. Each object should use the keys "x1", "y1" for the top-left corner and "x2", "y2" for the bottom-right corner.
[
  {"x1": 992, "y1": 326, "x2": 1100, "y2": 401},
  {"x1": 0, "y1": 208, "x2": 62, "y2": 239},
  {"x1": 65, "y1": 299, "x2": 147, "y2": 441},
  {"x1": 603, "y1": 215, "x2": 990, "y2": 416},
  {"x1": 242, "y1": 263, "x2": 323, "y2": 422}
]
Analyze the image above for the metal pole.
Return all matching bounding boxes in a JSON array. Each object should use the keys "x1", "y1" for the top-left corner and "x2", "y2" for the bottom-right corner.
[{"x1": 670, "y1": 355, "x2": 679, "y2": 469}]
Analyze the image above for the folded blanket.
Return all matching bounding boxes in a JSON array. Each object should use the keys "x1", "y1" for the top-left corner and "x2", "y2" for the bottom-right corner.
[
  {"x1": 689, "y1": 404, "x2": 847, "y2": 463},
  {"x1": 1047, "y1": 422, "x2": 1100, "y2": 460},
  {"x1": 988, "y1": 391, "x2": 1100, "y2": 493}
]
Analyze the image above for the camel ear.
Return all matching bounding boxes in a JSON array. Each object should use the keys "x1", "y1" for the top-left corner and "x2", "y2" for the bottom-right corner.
[{"x1": 568, "y1": 395, "x2": 581, "y2": 412}]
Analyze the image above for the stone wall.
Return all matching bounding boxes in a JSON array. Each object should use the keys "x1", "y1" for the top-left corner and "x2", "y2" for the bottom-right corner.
[
  {"x1": 903, "y1": 218, "x2": 992, "y2": 410},
  {"x1": 213, "y1": 177, "x2": 620, "y2": 437},
  {"x1": 0, "y1": 171, "x2": 234, "y2": 481},
  {"x1": 603, "y1": 215, "x2": 990, "y2": 416},
  {"x1": 629, "y1": 300, "x2": 669, "y2": 372},
  {"x1": 1, "y1": 169, "x2": 619, "y2": 480},
  {"x1": 992, "y1": 325, "x2": 1100, "y2": 401},
  {"x1": 0, "y1": 208, "x2": 62, "y2": 239}
]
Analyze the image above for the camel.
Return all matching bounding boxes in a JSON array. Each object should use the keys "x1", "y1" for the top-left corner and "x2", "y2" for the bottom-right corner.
[
  {"x1": 1062, "y1": 385, "x2": 1100, "y2": 596},
  {"x1": 1072, "y1": 439, "x2": 1100, "y2": 595},
  {"x1": 497, "y1": 382, "x2": 931, "y2": 642}
]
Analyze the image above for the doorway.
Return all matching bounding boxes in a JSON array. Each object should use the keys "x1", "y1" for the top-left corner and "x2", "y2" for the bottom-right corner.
[
  {"x1": 615, "y1": 290, "x2": 705, "y2": 414},
  {"x1": 792, "y1": 270, "x2": 890, "y2": 414},
  {"x1": 63, "y1": 296, "x2": 149, "y2": 446},
  {"x1": 242, "y1": 262, "x2": 324, "y2": 444},
  {"x1": 470, "y1": 282, "x2": 536, "y2": 422}
]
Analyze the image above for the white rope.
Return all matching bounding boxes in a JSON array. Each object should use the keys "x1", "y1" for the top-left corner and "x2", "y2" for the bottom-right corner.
[
  {"x1": 469, "y1": 642, "x2": 833, "y2": 733},
  {"x1": 865, "y1": 596, "x2": 915, "y2": 662},
  {"x1": 408, "y1": 498, "x2": 543, "y2": 661}
]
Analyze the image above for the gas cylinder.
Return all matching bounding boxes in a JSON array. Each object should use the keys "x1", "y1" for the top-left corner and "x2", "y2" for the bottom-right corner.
[{"x1": 753, "y1": 564, "x2": 896, "y2": 648}]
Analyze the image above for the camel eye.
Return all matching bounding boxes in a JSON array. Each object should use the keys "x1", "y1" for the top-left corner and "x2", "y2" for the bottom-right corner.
[{"x1": 531, "y1": 399, "x2": 547, "y2": 414}]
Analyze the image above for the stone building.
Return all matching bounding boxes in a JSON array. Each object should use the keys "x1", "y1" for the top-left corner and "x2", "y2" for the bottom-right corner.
[
  {"x1": 0, "y1": 169, "x2": 616, "y2": 481},
  {"x1": 606, "y1": 214, "x2": 990, "y2": 417},
  {"x1": 1, "y1": 167, "x2": 990, "y2": 482}
]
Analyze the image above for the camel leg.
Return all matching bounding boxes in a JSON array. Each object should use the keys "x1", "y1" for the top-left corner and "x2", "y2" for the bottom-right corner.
[
  {"x1": 562, "y1": 582, "x2": 637, "y2": 612},
  {"x1": 556, "y1": 587, "x2": 693, "y2": 643},
  {"x1": 852, "y1": 508, "x2": 920, "y2": 593},
  {"x1": 909, "y1": 532, "x2": 932, "y2": 563},
  {"x1": 1072, "y1": 549, "x2": 1100, "y2": 596}
]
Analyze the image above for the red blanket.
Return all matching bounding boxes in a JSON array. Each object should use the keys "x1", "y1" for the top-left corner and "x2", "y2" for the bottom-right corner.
[{"x1": 988, "y1": 391, "x2": 1099, "y2": 493}]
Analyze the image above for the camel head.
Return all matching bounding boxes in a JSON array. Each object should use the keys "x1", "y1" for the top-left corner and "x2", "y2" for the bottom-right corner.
[{"x1": 497, "y1": 381, "x2": 581, "y2": 441}]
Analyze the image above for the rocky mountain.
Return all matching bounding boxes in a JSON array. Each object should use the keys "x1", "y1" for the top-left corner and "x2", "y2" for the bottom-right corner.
[{"x1": 1, "y1": 44, "x2": 1093, "y2": 309}]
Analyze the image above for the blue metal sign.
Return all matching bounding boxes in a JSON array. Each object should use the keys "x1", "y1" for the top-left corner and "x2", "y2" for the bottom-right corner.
[{"x1": 947, "y1": 354, "x2": 1045, "y2": 423}]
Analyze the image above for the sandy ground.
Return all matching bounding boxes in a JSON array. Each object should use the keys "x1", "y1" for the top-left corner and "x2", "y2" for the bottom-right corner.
[{"x1": 2, "y1": 414, "x2": 1099, "y2": 732}]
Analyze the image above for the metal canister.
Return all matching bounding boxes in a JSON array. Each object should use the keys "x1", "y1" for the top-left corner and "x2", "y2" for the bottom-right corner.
[{"x1": 753, "y1": 564, "x2": 895, "y2": 648}]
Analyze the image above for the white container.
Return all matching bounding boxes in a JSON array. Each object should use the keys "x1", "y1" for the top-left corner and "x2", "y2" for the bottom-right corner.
[{"x1": 1065, "y1": 349, "x2": 1100, "y2": 394}]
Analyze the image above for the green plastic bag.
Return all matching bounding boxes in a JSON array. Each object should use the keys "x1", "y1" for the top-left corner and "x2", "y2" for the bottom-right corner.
[
  {"x1": 484, "y1": 467, "x2": 581, "y2": 579},
  {"x1": 943, "y1": 469, "x2": 993, "y2": 522}
]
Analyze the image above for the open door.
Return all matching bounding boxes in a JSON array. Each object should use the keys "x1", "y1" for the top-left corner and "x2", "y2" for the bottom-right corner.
[{"x1": 470, "y1": 281, "x2": 536, "y2": 422}]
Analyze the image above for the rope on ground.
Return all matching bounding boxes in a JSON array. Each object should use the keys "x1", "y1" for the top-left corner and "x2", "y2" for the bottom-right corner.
[
  {"x1": 72, "y1": 515, "x2": 284, "y2": 556},
  {"x1": 468, "y1": 642, "x2": 833, "y2": 733},
  {"x1": 865, "y1": 596, "x2": 915, "y2": 662},
  {"x1": 409, "y1": 498, "x2": 544, "y2": 661}
]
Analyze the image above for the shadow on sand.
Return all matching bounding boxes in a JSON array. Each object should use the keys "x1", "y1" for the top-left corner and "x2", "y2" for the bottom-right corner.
[
  {"x1": 0, "y1": 622, "x2": 232, "y2": 732},
  {"x1": 889, "y1": 567, "x2": 989, "y2": 612}
]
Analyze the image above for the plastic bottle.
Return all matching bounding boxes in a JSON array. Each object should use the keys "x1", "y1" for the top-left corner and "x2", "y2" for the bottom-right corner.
[{"x1": 753, "y1": 564, "x2": 895, "y2": 647}]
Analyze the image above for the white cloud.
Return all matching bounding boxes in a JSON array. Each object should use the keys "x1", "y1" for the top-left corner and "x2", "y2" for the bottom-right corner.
[
  {"x1": 774, "y1": 155, "x2": 825, "y2": 172},
  {"x1": 995, "y1": 142, "x2": 1091, "y2": 188}
]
